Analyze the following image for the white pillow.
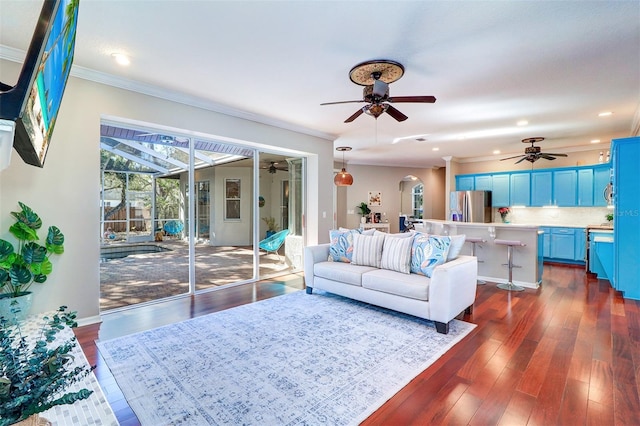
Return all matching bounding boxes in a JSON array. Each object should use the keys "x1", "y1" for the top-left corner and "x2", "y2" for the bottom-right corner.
[
  {"x1": 375, "y1": 230, "x2": 414, "y2": 238},
  {"x1": 351, "y1": 233, "x2": 385, "y2": 268},
  {"x1": 446, "y1": 234, "x2": 466, "y2": 261},
  {"x1": 380, "y1": 235, "x2": 414, "y2": 274}
]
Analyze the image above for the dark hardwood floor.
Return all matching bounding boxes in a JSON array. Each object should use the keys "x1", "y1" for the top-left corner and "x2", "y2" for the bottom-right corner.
[{"x1": 74, "y1": 265, "x2": 640, "y2": 425}]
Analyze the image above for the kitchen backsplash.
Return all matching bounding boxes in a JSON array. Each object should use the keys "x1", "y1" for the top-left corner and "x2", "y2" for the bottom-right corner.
[{"x1": 496, "y1": 207, "x2": 612, "y2": 227}]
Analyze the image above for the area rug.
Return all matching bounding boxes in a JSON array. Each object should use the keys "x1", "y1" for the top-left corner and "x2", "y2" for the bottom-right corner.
[{"x1": 97, "y1": 290, "x2": 476, "y2": 425}]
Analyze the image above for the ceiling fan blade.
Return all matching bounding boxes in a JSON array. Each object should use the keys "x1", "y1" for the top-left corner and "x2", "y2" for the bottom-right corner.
[
  {"x1": 385, "y1": 105, "x2": 408, "y2": 122},
  {"x1": 344, "y1": 108, "x2": 364, "y2": 123},
  {"x1": 514, "y1": 156, "x2": 532, "y2": 164},
  {"x1": 388, "y1": 95, "x2": 436, "y2": 103},
  {"x1": 320, "y1": 100, "x2": 365, "y2": 106},
  {"x1": 540, "y1": 154, "x2": 558, "y2": 160},
  {"x1": 541, "y1": 153, "x2": 568, "y2": 157},
  {"x1": 500, "y1": 154, "x2": 525, "y2": 161}
]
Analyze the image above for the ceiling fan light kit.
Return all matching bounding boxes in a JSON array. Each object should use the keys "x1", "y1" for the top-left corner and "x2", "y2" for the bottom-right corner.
[
  {"x1": 321, "y1": 59, "x2": 436, "y2": 123},
  {"x1": 334, "y1": 146, "x2": 353, "y2": 186}
]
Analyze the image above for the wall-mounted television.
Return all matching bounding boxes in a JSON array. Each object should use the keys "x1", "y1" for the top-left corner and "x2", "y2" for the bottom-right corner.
[{"x1": 0, "y1": 0, "x2": 79, "y2": 168}]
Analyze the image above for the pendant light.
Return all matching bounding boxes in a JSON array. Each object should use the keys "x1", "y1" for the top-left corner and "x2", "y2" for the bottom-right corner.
[{"x1": 334, "y1": 146, "x2": 353, "y2": 186}]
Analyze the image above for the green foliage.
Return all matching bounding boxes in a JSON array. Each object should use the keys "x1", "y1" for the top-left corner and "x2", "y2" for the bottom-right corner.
[
  {"x1": 356, "y1": 202, "x2": 371, "y2": 216},
  {"x1": 262, "y1": 217, "x2": 280, "y2": 232},
  {"x1": 0, "y1": 305, "x2": 94, "y2": 425},
  {"x1": 0, "y1": 203, "x2": 64, "y2": 298},
  {"x1": 606, "y1": 213, "x2": 614, "y2": 222}
]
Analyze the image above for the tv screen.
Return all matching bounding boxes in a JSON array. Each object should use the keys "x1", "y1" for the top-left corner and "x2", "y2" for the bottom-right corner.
[{"x1": 0, "y1": 0, "x2": 79, "y2": 167}]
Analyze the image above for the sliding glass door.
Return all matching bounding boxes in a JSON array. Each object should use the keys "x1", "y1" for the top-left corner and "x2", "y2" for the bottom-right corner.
[{"x1": 99, "y1": 120, "x2": 306, "y2": 312}]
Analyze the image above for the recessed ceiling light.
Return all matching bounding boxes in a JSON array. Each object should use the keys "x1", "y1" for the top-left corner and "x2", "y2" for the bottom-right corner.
[
  {"x1": 493, "y1": 150, "x2": 501, "y2": 154},
  {"x1": 432, "y1": 147, "x2": 439, "y2": 151},
  {"x1": 591, "y1": 139, "x2": 601, "y2": 144},
  {"x1": 517, "y1": 120, "x2": 528, "y2": 126},
  {"x1": 111, "y1": 53, "x2": 130, "y2": 66},
  {"x1": 598, "y1": 111, "x2": 613, "y2": 117}
]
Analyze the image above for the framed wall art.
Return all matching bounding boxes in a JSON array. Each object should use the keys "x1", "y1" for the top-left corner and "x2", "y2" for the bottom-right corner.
[{"x1": 368, "y1": 191, "x2": 382, "y2": 207}]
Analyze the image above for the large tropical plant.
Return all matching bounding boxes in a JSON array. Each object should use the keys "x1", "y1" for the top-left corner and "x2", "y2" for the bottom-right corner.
[{"x1": 0, "y1": 202, "x2": 65, "y2": 298}]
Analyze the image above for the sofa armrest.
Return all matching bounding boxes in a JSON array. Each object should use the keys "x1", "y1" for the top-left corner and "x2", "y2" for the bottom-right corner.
[
  {"x1": 428, "y1": 255, "x2": 478, "y2": 324},
  {"x1": 304, "y1": 244, "x2": 330, "y2": 288}
]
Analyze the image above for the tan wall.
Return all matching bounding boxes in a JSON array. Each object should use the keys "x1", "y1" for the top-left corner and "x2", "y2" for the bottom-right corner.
[
  {"x1": 454, "y1": 148, "x2": 610, "y2": 176},
  {"x1": 334, "y1": 164, "x2": 443, "y2": 233}
]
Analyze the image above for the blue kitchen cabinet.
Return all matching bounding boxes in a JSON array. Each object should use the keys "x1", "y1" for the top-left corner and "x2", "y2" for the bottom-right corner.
[
  {"x1": 577, "y1": 169, "x2": 594, "y2": 206},
  {"x1": 612, "y1": 136, "x2": 640, "y2": 299},
  {"x1": 550, "y1": 228, "x2": 576, "y2": 260},
  {"x1": 491, "y1": 174, "x2": 510, "y2": 206},
  {"x1": 553, "y1": 169, "x2": 577, "y2": 206},
  {"x1": 574, "y1": 228, "x2": 586, "y2": 262},
  {"x1": 541, "y1": 227, "x2": 550, "y2": 258},
  {"x1": 456, "y1": 176, "x2": 474, "y2": 191},
  {"x1": 474, "y1": 175, "x2": 492, "y2": 191},
  {"x1": 510, "y1": 173, "x2": 530, "y2": 206},
  {"x1": 593, "y1": 165, "x2": 612, "y2": 207},
  {"x1": 531, "y1": 171, "x2": 552, "y2": 206}
]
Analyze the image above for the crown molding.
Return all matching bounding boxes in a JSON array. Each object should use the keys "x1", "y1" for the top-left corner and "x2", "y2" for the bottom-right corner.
[{"x1": 0, "y1": 45, "x2": 335, "y2": 142}]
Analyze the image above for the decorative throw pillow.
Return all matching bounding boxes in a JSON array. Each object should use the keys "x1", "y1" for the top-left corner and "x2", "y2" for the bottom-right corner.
[
  {"x1": 410, "y1": 234, "x2": 451, "y2": 278},
  {"x1": 380, "y1": 235, "x2": 414, "y2": 274},
  {"x1": 328, "y1": 228, "x2": 361, "y2": 262},
  {"x1": 351, "y1": 233, "x2": 385, "y2": 268},
  {"x1": 446, "y1": 234, "x2": 466, "y2": 261}
]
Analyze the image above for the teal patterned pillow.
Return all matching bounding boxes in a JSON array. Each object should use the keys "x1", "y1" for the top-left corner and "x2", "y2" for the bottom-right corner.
[
  {"x1": 410, "y1": 233, "x2": 452, "y2": 278},
  {"x1": 328, "y1": 229, "x2": 361, "y2": 262}
]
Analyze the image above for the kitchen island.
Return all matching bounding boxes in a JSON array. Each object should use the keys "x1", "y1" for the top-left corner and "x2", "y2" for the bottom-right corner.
[{"x1": 417, "y1": 220, "x2": 543, "y2": 289}]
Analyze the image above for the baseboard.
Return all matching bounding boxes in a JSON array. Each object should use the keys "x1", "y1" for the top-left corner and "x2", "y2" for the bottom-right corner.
[{"x1": 76, "y1": 315, "x2": 102, "y2": 327}]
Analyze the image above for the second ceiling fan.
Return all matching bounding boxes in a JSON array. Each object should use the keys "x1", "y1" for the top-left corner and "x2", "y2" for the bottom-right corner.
[
  {"x1": 321, "y1": 59, "x2": 436, "y2": 123},
  {"x1": 501, "y1": 137, "x2": 568, "y2": 164}
]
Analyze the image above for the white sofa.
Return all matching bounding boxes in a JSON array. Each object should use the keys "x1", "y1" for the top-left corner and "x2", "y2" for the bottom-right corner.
[{"x1": 304, "y1": 241, "x2": 478, "y2": 334}]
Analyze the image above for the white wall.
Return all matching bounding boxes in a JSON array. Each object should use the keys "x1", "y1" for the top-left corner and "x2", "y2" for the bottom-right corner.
[{"x1": 0, "y1": 59, "x2": 334, "y2": 322}]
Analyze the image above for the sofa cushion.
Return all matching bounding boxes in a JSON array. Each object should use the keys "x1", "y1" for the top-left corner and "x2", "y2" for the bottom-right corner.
[
  {"x1": 328, "y1": 228, "x2": 361, "y2": 262},
  {"x1": 362, "y1": 269, "x2": 430, "y2": 301},
  {"x1": 380, "y1": 235, "x2": 414, "y2": 274},
  {"x1": 314, "y1": 261, "x2": 376, "y2": 286},
  {"x1": 446, "y1": 234, "x2": 466, "y2": 261},
  {"x1": 351, "y1": 233, "x2": 385, "y2": 268},
  {"x1": 410, "y1": 234, "x2": 451, "y2": 278}
]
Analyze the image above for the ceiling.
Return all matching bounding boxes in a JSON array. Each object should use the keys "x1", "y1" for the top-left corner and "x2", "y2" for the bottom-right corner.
[{"x1": 1, "y1": 1, "x2": 639, "y2": 169}]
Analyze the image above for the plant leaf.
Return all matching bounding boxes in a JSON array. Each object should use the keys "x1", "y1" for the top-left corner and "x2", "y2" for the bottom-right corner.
[
  {"x1": 46, "y1": 226, "x2": 65, "y2": 254},
  {"x1": 0, "y1": 239, "x2": 15, "y2": 261},
  {"x1": 11, "y1": 202, "x2": 42, "y2": 231},
  {"x1": 9, "y1": 222, "x2": 39, "y2": 242},
  {"x1": 22, "y1": 243, "x2": 47, "y2": 264},
  {"x1": 9, "y1": 264, "x2": 32, "y2": 286}
]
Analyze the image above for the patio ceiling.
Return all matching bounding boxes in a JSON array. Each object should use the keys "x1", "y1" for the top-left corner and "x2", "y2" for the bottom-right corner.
[{"x1": 100, "y1": 124, "x2": 254, "y2": 175}]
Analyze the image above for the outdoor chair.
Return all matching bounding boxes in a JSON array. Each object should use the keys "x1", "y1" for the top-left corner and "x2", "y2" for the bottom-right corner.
[
  {"x1": 259, "y1": 229, "x2": 290, "y2": 262},
  {"x1": 163, "y1": 220, "x2": 184, "y2": 238}
]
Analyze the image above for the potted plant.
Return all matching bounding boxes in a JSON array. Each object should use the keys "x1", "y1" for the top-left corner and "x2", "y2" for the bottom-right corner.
[
  {"x1": 0, "y1": 305, "x2": 94, "y2": 425},
  {"x1": 0, "y1": 202, "x2": 64, "y2": 323},
  {"x1": 356, "y1": 202, "x2": 371, "y2": 223},
  {"x1": 262, "y1": 217, "x2": 280, "y2": 238},
  {"x1": 498, "y1": 207, "x2": 510, "y2": 223},
  {"x1": 605, "y1": 213, "x2": 614, "y2": 223}
]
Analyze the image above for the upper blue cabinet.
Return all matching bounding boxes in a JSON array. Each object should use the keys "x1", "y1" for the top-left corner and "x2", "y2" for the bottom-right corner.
[
  {"x1": 510, "y1": 173, "x2": 530, "y2": 205},
  {"x1": 456, "y1": 163, "x2": 611, "y2": 207},
  {"x1": 531, "y1": 171, "x2": 552, "y2": 206},
  {"x1": 553, "y1": 169, "x2": 577, "y2": 206}
]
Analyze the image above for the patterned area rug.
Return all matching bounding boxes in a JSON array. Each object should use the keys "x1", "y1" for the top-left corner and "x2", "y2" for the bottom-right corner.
[{"x1": 97, "y1": 291, "x2": 476, "y2": 425}]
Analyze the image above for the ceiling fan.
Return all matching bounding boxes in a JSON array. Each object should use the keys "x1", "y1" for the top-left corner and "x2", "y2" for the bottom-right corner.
[
  {"x1": 261, "y1": 161, "x2": 288, "y2": 174},
  {"x1": 321, "y1": 59, "x2": 436, "y2": 123},
  {"x1": 500, "y1": 137, "x2": 568, "y2": 164}
]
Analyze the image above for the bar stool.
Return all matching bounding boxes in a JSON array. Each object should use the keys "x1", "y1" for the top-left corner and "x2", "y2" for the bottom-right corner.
[
  {"x1": 466, "y1": 237, "x2": 487, "y2": 285},
  {"x1": 494, "y1": 239, "x2": 526, "y2": 292}
]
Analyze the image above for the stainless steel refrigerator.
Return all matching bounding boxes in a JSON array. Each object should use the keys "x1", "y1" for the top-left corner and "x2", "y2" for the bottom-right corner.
[{"x1": 449, "y1": 191, "x2": 492, "y2": 223}]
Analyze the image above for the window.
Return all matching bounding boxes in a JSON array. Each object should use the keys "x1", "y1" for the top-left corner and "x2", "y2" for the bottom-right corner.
[
  {"x1": 225, "y1": 179, "x2": 241, "y2": 220},
  {"x1": 412, "y1": 184, "x2": 423, "y2": 219}
]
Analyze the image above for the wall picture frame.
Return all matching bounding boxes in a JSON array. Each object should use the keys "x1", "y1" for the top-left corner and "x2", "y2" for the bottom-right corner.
[{"x1": 368, "y1": 191, "x2": 382, "y2": 206}]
